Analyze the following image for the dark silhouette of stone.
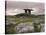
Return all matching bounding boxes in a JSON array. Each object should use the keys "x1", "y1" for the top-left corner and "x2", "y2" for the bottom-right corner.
[
  {"x1": 24, "y1": 9, "x2": 33, "y2": 15},
  {"x1": 24, "y1": 9, "x2": 27, "y2": 14}
]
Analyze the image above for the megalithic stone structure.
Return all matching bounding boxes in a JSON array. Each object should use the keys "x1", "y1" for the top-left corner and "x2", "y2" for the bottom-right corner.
[{"x1": 24, "y1": 9, "x2": 33, "y2": 15}]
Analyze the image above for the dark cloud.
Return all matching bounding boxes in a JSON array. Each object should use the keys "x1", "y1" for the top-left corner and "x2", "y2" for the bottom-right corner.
[{"x1": 6, "y1": 1, "x2": 44, "y2": 9}]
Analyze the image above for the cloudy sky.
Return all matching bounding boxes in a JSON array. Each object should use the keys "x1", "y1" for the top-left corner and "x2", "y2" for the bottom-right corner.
[{"x1": 6, "y1": 0, "x2": 45, "y2": 15}]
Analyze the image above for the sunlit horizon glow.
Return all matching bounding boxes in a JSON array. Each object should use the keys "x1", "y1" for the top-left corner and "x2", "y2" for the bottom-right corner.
[{"x1": 6, "y1": 8, "x2": 44, "y2": 15}]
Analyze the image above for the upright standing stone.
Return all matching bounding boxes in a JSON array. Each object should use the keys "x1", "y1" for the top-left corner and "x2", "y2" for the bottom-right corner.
[{"x1": 24, "y1": 9, "x2": 27, "y2": 14}]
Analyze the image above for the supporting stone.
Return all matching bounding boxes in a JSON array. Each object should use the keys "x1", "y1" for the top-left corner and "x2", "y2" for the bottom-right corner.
[{"x1": 24, "y1": 9, "x2": 27, "y2": 14}]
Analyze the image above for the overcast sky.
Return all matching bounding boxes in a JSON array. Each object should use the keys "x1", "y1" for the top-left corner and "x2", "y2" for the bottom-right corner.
[{"x1": 6, "y1": 0, "x2": 45, "y2": 15}]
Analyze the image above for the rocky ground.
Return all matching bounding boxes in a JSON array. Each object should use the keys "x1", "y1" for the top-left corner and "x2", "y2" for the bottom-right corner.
[{"x1": 5, "y1": 15, "x2": 45, "y2": 34}]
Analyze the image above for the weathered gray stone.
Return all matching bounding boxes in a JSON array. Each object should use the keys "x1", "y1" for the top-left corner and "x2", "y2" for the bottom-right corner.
[{"x1": 15, "y1": 22, "x2": 34, "y2": 33}]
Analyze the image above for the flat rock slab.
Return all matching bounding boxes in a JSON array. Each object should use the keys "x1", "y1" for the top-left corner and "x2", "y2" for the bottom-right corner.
[{"x1": 15, "y1": 22, "x2": 34, "y2": 33}]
